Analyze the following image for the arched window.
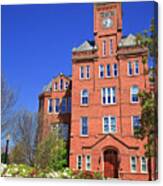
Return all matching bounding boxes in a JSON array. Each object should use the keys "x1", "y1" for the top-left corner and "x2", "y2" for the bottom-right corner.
[
  {"x1": 131, "y1": 86, "x2": 139, "y2": 103},
  {"x1": 81, "y1": 89, "x2": 89, "y2": 105}
]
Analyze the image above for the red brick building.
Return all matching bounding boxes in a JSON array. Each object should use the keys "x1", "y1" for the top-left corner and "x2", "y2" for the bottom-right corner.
[{"x1": 38, "y1": 2, "x2": 156, "y2": 180}]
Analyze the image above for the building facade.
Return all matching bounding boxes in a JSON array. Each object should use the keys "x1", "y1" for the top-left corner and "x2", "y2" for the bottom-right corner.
[{"x1": 38, "y1": 2, "x2": 156, "y2": 180}]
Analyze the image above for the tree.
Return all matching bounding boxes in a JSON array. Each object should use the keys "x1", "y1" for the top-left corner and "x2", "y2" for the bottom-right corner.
[
  {"x1": 136, "y1": 18, "x2": 158, "y2": 180},
  {"x1": 35, "y1": 130, "x2": 67, "y2": 171},
  {"x1": 1, "y1": 74, "x2": 17, "y2": 139},
  {"x1": 10, "y1": 109, "x2": 38, "y2": 166}
]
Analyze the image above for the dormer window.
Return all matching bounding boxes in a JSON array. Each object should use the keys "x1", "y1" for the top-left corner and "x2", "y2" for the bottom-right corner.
[
  {"x1": 102, "y1": 40, "x2": 106, "y2": 57},
  {"x1": 60, "y1": 79, "x2": 64, "y2": 90},
  {"x1": 65, "y1": 82, "x2": 69, "y2": 89},
  {"x1": 109, "y1": 39, "x2": 113, "y2": 55},
  {"x1": 54, "y1": 82, "x2": 58, "y2": 91}
]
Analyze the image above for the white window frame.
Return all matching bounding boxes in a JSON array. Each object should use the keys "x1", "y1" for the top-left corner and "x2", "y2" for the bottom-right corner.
[
  {"x1": 130, "y1": 86, "x2": 139, "y2": 104},
  {"x1": 102, "y1": 40, "x2": 106, "y2": 57},
  {"x1": 54, "y1": 82, "x2": 58, "y2": 91},
  {"x1": 80, "y1": 117, "x2": 88, "y2": 137},
  {"x1": 109, "y1": 39, "x2": 113, "y2": 56},
  {"x1": 113, "y1": 63, "x2": 118, "y2": 77},
  {"x1": 128, "y1": 61, "x2": 133, "y2": 76},
  {"x1": 99, "y1": 64, "x2": 104, "y2": 78},
  {"x1": 102, "y1": 116, "x2": 116, "y2": 134},
  {"x1": 80, "y1": 89, "x2": 89, "y2": 106},
  {"x1": 101, "y1": 87, "x2": 116, "y2": 105},
  {"x1": 85, "y1": 155, "x2": 91, "y2": 171},
  {"x1": 76, "y1": 155, "x2": 82, "y2": 170},
  {"x1": 86, "y1": 65, "x2": 90, "y2": 79},
  {"x1": 54, "y1": 98, "x2": 60, "y2": 113},
  {"x1": 47, "y1": 98, "x2": 53, "y2": 113},
  {"x1": 80, "y1": 66, "x2": 84, "y2": 79},
  {"x1": 130, "y1": 156, "x2": 137, "y2": 173},
  {"x1": 132, "y1": 116, "x2": 141, "y2": 135},
  {"x1": 134, "y1": 61, "x2": 139, "y2": 75},
  {"x1": 60, "y1": 79, "x2": 64, "y2": 91},
  {"x1": 141, "y1": 157, "x2": 148, "y2": 173},
  {"x1": 64, "y1": 81, "x2": 69, "y2": 90},
  {"x1": 106, "y1": 64, "x2": 111, "y2": 78}
]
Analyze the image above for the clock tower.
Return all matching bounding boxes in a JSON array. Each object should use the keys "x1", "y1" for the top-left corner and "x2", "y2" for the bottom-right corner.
[{"x1": 94, "y1": 3, "x2": 122, "y2": 57}]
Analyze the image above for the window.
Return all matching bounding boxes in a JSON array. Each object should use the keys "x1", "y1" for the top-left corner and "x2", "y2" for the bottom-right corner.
[
  {"x1": 102, "y1": 40, "x2": 106, "y2": 56},
  {"x1": 81, "y1": 89, "x2": 89, "y2": 105},
  {"x1": 131, "y1": 86, "x2": 139, "y2": 103},
  {"x1": 77, "y1": 155, "x2": 82, "y2": 170},
  {"x1": 55, "y1": 98, "x2": 60, "y2": 113},
  {"x1": 134, "y1": 61, "x2": 139, "y2": 75},
  {"x1": 109, "y1": 39, "x2": 113, "y2": 55},
  {"x1": 60, "y1": 79, "x2": 64, "y2": 90},
  {"x1": 48, "y1": 98, "x2": 53, "y2": 113},
  {"x1": 102, "y1": 87, "x2": 116, "y2": 105},
  {"x1": 67, "y1": 97, "x2": 71, "y2": 112},
  {"x1": 80, "y1": 66, "x2": 84, "y2": 79},
  {"x1": 132, "y1": 116, "x2": 141, "y2": 135},
  {"x1": 103, "y1": 116, "x2": 116, "y2": 133},
  {"x1": 81, "y1": 117, "x2": 88, "y2": 136},
  {"x1": 61, "y1": 98, "x2": 67, "y2": 113},
  {"x1": 86, "y1": 65, "x2": 90, "y2": 79},
  {"x1": 54, "y1": 82, "x2": 58, "y2": 91},
  {"x1": 141, "y1": 157, "x2": 147, "y2": 173},
  {"x1": 113, "y1": 64, "x2": 118, "y2": 77},
  {"x1": 86, "y1": 155, "x2": 91, "y2": 171},
  {"x1": 65, "y1": 82, "x2": 69, "y2": 89},
  {"x1": 106, "y1": 64, "x2": 111, "y2": 77},
  {"x1": 130, "y1": 156, "x2": 137, "y2": 172},
  {"x1": 128, "y1": 62, "x2": 132, "y2": 76},
  {"x1": 99, "y1": 64, "x2": 104, "y2": 78}
]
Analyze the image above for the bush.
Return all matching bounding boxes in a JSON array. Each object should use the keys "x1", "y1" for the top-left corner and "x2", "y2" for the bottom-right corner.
[{"x1": 35, "y1": 131, "x2": 67, "y2": 171}]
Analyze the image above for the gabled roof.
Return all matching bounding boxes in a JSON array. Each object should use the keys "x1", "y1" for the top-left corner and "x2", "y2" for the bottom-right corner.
[
  {"x1": 72, "y1": 40, "x2": 97, "y2": 52},
  {"x1": 118, "y1": 34, "x2": 138, "y2": 48},
  {"x1": 41, "y1": 72, "x2": 71, "y2": 93}
]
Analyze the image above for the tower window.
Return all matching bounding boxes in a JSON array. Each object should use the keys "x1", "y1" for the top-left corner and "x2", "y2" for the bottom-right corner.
[
  {"x1": 113, "y1": 64, "x2": 118, "y2": 77},
  {"x1": 60, "y1": 79, "x2": 64, "y2": 90},
  {"x1": 54, "y1": 82, "x2": 58, "y2": 91},
  {"x1": 86, "y1": 65, "x2": 90, "y2": 79},
  {"x1": 80, "y1": 117, "x2": 88, "y2": 136},
  {"x1": 81, "y1": 89, "x2": 89, "y2": 105},
  {"x1": 99, "y1": 64, "x2": 104, "y2": 78},
  {"x1": 65, "y1": 82, "x2": 69, "y2": 89},
  {"x1": 48, "y1": 98, "x2": 53, "y2": 113},
  {"x1": 128, "y1": 62, "x2": 133, "y2": 76},
  {"x1": 109, "y1": 39, "x2": 113, "y2": 55},
  {"x1": 134, "y1": 61, "x2": 139, "y2": 75},
  {"x1": 132, "y1": 116, "x2": 141, "y2": 135},
  {"x1": 131, "y1": 86, "x2": 139, "y2": 103},
  {"x1": 80, "y1": 66, "x2": 84, "y2": 79},
  {"x1": 103, "y1": 116, "x2": 116, "y2": 133},
  {"x1": 106, "y1": 64, "x2": 111, "y2": 77},
  {"x1": 102, "y1": 87, "x2": 116, "y2": 105},
  {"x1": 102, "y1": 40, "x2": 106, "y2": 57}
]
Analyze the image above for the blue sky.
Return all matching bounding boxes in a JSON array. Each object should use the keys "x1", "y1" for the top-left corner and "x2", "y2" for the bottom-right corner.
[{"x1": 2, "y1": 2, "x2": 155, "y2": 112}]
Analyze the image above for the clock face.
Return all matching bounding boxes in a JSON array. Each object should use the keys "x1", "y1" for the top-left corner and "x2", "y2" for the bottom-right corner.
[{"x1": 102, "y1": 18, "x2": 113, "y2": 28}]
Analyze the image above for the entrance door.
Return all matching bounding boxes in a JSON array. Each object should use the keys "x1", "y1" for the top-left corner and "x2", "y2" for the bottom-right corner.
[{"x1": 104, "y1": 149, "x2": 118, "y2": 178}]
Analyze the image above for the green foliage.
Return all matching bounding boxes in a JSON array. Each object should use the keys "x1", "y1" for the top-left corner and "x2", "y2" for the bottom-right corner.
[
  {"x1": 35, "y1": 131, "x2": 67, "y2": 171},
  {"x1": 1, "y1": 164, "x2": 103, "y2": 179},
  {"x1": 138, "y1": 91, "x2": 157, "y2": 157}
]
